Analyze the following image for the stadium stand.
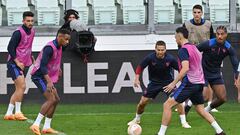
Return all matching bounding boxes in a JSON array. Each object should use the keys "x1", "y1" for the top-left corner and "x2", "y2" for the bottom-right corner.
[
  {"x1": 71, "y1": 0, "x2": 89, "y2": 25},
  {"x1": 35, "y1": 0, "x2": 60, "y2": 25},
  {"x1": 154, "y1": 0, "x2": 175, "y2": 24},
  {"x1": 0, "y1": 5, "x2": 2, "y2": 26},
  {"x1": 209, "y1": 0, "x2": 229, "y2": 23},
  {"x1": 6, "y1": 0, "x2": 30, "y2": 26},
  {"x1": 121, "y1": 0, "x2": 146, "y2": 24},
  {"x1": 92, "y1": 0, "x2": 117, "y2": 24}
]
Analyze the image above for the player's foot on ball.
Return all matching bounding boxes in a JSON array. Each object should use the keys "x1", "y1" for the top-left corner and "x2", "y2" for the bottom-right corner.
[
  {"x1": 15, "y1": 112, "x2": 27, "y2": 121},
  {"x1": 182, "y1": 122, "x2": 191, "y2": 128},
  {"x1": 211, "y1": 108, "x2": 219, "y2": 112},
  {"x1": 30, "y1": 125, "x2": 41, "y2": 135},
  {"x1": 127, "y1": 118, "x2": 140, "y2": 126},
  {"x1": 3, "y1": 114, "x2": 15, "y2": 120},
  {"x1": 215, "y1": 131, "x2": 226, "y2": 135},
  {"x1": 42, "y1": 128, "x2": 59, "y2": 134}
]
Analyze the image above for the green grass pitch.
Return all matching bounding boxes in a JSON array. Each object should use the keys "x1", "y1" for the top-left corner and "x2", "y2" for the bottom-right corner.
[{"x1": 0, "y1": 102, "x2": 239, "y2": 135}]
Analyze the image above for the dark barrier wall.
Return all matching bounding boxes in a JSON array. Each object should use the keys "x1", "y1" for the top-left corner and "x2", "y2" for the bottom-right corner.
[{"x1": 0, "y1": 33, "x2": 239, "y2": 103}]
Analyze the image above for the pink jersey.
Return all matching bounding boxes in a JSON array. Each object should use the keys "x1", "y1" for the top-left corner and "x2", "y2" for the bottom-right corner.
[
  {"x1": 178, "y1": 43, "x2": 205, "y2": 84},
  {"x1": 8, "y1": 26, "x2": 35, "y2": 66},
  {"x1": 31, "y1": 41, "x2": 62, "y2": 83}
]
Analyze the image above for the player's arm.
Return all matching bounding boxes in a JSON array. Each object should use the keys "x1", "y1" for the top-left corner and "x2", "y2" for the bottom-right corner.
[
  {"x1": 170, "y1": 56, "x2": 179, "y2": 71},
  {"x1": 164, "y1": 48, "x2": 189, "y2": 93},
  {"x1": 134, "y1": 55, "x2": 150, "y2": 87},
  {"x1": 7, "y1": 30, "x2": 24, "y2": 70},
  {"x1": 236, "y1": 63, "x2": 240, "y2": 89},
  {"x1": 40, "y1": 46, "x2": 54, "y2": 92},
  {"x1": 197, "y1": 40, "x2": 209, "y2": 52},
  {"x1": 229, "y1": 47, "x2": 239, "y2": 79}
]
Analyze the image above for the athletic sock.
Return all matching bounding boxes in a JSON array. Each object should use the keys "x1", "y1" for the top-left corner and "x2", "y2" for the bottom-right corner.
[
  {"x1": 211, "y1": 121, "x2": 223, "y2": 134},
  {"x1": 15, "y1": 102, "x2": 22, "y2": 113},
  {"x1": 158, "y1": 125, "x2": 168, "y2": 135},
  {"x1": 135, "y1": 113, "x2": 142, "y2": 121},
  {"x1": 43, "y1": 117, "x2": 52, "y2": 130},
  {"x1": 33, "y1": 113, "x2": 44, "y2": 126},
  {"x1": 6, "y1": 104, "x2": 14, "y2": 115},
  {"x1": 179, "y1": 114, "x2": 187, "y2": 124}
]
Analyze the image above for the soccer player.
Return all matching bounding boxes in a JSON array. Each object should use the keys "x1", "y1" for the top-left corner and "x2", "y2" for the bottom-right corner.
[
  {"x1": 128, "y1": 41, "x2": 191, "y2": 128},
  {"x1": 30, "y1": 29, "x2": 70, "y2": 135},
  {"x1": 4, "y1": 11, "x2": 35, "y2": 121},
  {"x1": 183, "y1": 4, "x2": 218, "y2": 113},
  {"x1": 157, "y1": 27, "x2": 225, "y2": 135},
  {"x1": 198, "y1": 25, "x2": 239, "y2": 112}
]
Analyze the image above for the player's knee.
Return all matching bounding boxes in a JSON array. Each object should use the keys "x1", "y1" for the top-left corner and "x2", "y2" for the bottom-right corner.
[
  {"x1": 18, "y1": 84, "x2": 26, "y2": 91},
  {"x1": 163, "y1": 102, "x2": 171, "y2": 110},
  {"x1": 138, "y1": 102, "x2": 146, "y2": 109},
  {"x1": 54, "y1": 97, "x2": 60, "y2": 104},
  {"x1": 219, "y1": 96, "x2": 227, "y2": 103}
]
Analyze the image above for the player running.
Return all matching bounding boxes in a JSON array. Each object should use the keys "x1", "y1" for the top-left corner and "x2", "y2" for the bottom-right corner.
[
  {"x1": 30, "y1": 29, "x2": 70, "y2": 135},
  {"x1": 157, "y1": 27, "x2": 225, "y2": 135},
  {"x1": 198, "y1": 26, "x2": 239, "y2": 112},
  {"x1": 128, "y1": 41, "x2": 191, "y2": 128}
]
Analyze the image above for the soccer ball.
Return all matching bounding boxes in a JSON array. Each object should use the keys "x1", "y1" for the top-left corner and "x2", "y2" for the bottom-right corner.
[{"x1": 127, "y1": 123, "x2": 142, "y2": 135}]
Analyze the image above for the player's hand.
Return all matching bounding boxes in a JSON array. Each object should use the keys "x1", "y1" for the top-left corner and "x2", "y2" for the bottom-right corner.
[
  {"x1": 134, "y1": 79, "x2": 140, "y2": 88},
  {"x1": 235, "y1": 78, "x2": 240, "y2": 89},
  {"x1": 47, "y1": 82, "x2": 54, "y2": 93},
  {"x1": 163, "y1": 82, "x2": 175, "y2": 93}
]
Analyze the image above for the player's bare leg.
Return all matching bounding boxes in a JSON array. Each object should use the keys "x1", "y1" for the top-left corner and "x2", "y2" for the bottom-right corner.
[
  {"x1": 30, "y1": 89, "x2": 57, "y2": 135},
  {"x1": 128, "y1": 96, "x2": 150, "y2": 125},
  {"x1": 205, "y1": 84, "x2": 227, "y2": 112},
  {"x1": 176, "y1": 103, "x2": 191, "y2": 128},
  {"x1": 236, "y1": 86, "x2": 240, "y2": 103},
  {"x1": 157, "y1": 97, "x2": 178, "y2": 135},
  {"x1": 4, "y1": 75, "x2": 27, "y2": 120},
  {"x1": 42, "y1": 88, "x2": 60, "y2": 134},
  {"x1": 203, "y1": 85, "x2": 219, "y2": 112},
  {"x1": 195, "y1": 104, "x2": 225, "y2": 135}
]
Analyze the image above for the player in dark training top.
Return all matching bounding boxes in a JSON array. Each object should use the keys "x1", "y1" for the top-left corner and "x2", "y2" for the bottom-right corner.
[{"x1": 128, "y1": 41, "x2": 191, "y2": 129}]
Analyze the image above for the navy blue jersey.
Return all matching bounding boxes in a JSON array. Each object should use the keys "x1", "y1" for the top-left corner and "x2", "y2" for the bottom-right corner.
[
  {"x1": 138, "y1": 52, "x2": 178, "y2": 83},
  {"x1": 197, "y1": 38, "x2": 239, "y2": 78}
]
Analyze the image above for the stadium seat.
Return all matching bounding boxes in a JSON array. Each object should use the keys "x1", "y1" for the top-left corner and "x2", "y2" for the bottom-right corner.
[
  {"x1": 121, "y1": 0, "x2": 145, "y2": 24},
  {"x1": 35, "y1": 0, "x2": 60, "y2": 25},
  {"x1": 154, "y1": 0, "x2": 175, "y2": 24},
  {"x1": 71, "y1": 0, "x2": 89, "y2": 24},
  {"x1": 92, "y1": 0, "x2": 117, "y2": 24},
  {"x1": 1, "y1": 0, "x2": 6, "y2": 6},
  {"x1": 0, "y1": 6, "x2": 2, "y2": 26},
  {"x1": 209, "y1": 0, "x2": 229, "y2": 23},
  {"x1": 181, "y1": 0, "x2": 203, "y2": 23},
  {"x1": 6, "y1": 0, "x2": 30, "y2": 26}
]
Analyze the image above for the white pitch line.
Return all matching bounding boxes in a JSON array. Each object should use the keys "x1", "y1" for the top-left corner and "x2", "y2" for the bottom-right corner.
[{"x1": 26, "y1": 119, "x2": 67, "y2": 135}]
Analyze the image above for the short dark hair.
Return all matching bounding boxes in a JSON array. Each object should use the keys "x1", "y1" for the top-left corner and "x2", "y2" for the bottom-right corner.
[
  {"x1": 192, "y1": 4, "x2": 203, "y2": 11},
  {"x1": 57, "y1": 29, "x2": 71, "y2": 35},
  {"x1": 64, "y1": 9, "x2": 79, "y2": 22},
  {"x1": 23, "y1": 11, "x2": 34, "y2": 19},
  {"x1": 216, "y1": 25, "x2": 227, "y2": 33},
  {"x1": 176, "y1": 27, "x2": 189, "y2": 39},
  {"x1": 155, "y1": 40, "x2": 166, "y2": 48}
]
